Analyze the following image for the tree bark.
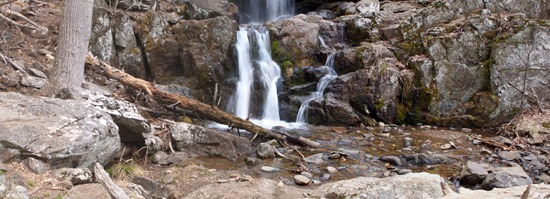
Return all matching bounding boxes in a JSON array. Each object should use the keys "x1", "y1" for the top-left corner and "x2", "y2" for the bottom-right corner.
[
  {"x1": 85, "y1": 53, "x2": 320, "y2": 147},
  {"x1": 41, "y1": 0, "x2": 94, "y2": 95}
]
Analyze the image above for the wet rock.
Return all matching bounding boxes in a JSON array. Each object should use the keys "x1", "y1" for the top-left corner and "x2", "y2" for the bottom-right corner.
[
  {"x1": 53, "y1": 168, "x2": 93, "y2": 185},
  {"x1": 481, "y1": 164, "x2": 533, "y2": 190},
  {"x1": 169, "y1": 122, "x2": 254, "y2": 160},
  {"x1": 261, "y1": 166, "x2": 280, "y2": 173},
  {"x1": 381, "y1": 156, "x2": 402, "y2": 166},
  {"x1": 499, "y1": 151, "x2": 521, "y2": 161},
  {"x1": 321, "y1": 173, "x2": 331, "y2": 181},
  {"x1": 401, "y1": 153, "x2": 449, "y2": 165},
  {"x1": 294, "y1": 175, "x2": 311, "y2": 185},
  {"x1": 327, "y1": 166, "x2": 338, "y2": 174},
  {"x1": 256, "y1": 142, "x2": 276, "y2": 159},
  {"x1": 316, "y1": 172, "x2": 452, "y2": 198},
  {"x1": 245, "y1": 157, "x2": 259, "y2": 166},
  {"x1": 300, "y1": 172, "x2": 313, "y2": 179},
  {"x1": 0, "y1": 92, "x2": 120, "y2": 168},
  {"x1": 305, "y1": 153, "x2": 325, "y2": 165},
  {"x1": 460, "y1": 161, "x2": 489, "y2": 186},
  {"x1": 337, "y1": 148, "x2": 360, "y2": 157},
  {"x1": 22, "y1": 157, "x2": 50, "y2": 174}
]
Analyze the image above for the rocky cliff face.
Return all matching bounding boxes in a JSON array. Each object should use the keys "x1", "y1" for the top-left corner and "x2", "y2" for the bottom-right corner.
[{"x1": 90, "y1": 0, "x2": 550, "y2": 127}]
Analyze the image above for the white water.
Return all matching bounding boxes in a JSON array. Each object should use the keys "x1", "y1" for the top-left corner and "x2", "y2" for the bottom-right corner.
[
  {"x1": 229, "y1": 0, "x2": 301, "y2": 129},
  {"x1": 234, "y1": 28, "x2": 254, "y2": 119},
  {"x1": 296, "y1": 53, "x2": 337, "y2": 123}
]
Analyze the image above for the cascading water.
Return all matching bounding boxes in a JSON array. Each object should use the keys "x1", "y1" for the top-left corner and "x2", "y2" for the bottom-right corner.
[
  {"x1": 230, "y1": 0, "x2": 295, "y2": 129},
  {"x1": 296, "y1": 53, "x2": 338, "y2": 124}
]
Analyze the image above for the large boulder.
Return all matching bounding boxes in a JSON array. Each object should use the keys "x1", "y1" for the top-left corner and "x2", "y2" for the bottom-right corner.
[
  {"x1": 267, "y1": 14, "x2": 323, "y2": 67},
  {"x1": 315, "y1": 172, "x2": 453, "y2": 198},
  {"x1": 169, "y1": 123, "x2": 254, "y2": 160},
  {"x1": 172, "y1": 15, "x2": 238, "y2": 101},
  {"x1": 481, "y1": 164, "x2": 533, "y2": 190},
  {"x1": 460, "y1": 161, "x2": 489, "y2": 186},
  {"x1": 0, "y1": 92, "x2": 120, "y2": 168}
]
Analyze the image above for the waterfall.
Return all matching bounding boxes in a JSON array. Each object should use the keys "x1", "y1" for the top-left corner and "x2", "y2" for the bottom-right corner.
[
  {"x1": 296, "y1": 53, "x2": 337, "y2": 124},
  {"x1": 230, "y1": 0, "x2": 295, "y2": 129},
  {"x1": 234, "y1": 28, "x2": 254, "y2": 119}
]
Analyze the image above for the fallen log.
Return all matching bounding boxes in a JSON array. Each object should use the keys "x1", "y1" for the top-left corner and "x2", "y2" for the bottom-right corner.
[
  {"x1": 94, "y1": 163, "x2": 129, "y2": 199},
  {"x1": 85, "y1": 53, "x2": 319, "y2": 147}
]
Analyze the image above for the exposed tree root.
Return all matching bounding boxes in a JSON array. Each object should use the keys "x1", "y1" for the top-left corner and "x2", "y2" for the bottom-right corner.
[{"x1": 85, "y1": 52, "x2": 320, "y2": 148}]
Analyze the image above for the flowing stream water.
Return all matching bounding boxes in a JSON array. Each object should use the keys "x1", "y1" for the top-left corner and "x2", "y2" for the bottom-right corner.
[{"x1": 296, "y1": 52, "x2": 338, "y2": 123}]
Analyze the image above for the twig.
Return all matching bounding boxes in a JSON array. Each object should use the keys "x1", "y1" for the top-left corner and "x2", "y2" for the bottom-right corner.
[
  {"x1": 0, "y1": 0, "x2": 16, "y2": 7},
  {"x1": 213, "y1": 83, "x2": 218, "y2": 106},
  {"x1": 272, "y1": 145, "x2": 289, "y2": 160},
  {"x1": 0, "y1": 13, "x2": 40, "y2": 31},
  {"x1": 0, "y1": 51, "x2": 27, "y2": 73},
  {"x1": 3, "y1": 9, "x2": 47, "y2": 32}
]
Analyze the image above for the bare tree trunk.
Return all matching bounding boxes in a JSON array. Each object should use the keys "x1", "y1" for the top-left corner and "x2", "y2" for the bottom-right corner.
[{"x1": 41, "y1": 0, "x2": 94, "y2": 95}]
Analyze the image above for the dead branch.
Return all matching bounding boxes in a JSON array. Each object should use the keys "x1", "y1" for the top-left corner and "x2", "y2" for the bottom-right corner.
[
  {"x1": 85, "y1": 52, "x2": 320, "y2": 148},
  {"x1": 0, "y1": 51, "x2": 27, "y2": 73},
  {"x1": 2, "y1": 9, "x2": 47, "y2": 31},
  {"x1": 0, "y1": 0, "x2": 17, "y2": 7},
  {"x1": 0, "y1": 13, "x2": 39, "y2": 30},
  {"x1": 93, "y1": 163, "x2": 130, "y2": 199}
]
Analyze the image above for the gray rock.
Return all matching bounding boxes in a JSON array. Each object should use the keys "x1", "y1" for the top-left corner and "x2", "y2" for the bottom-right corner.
[
  {"x1": 499, "y1": 151, "x2": 521, "y2": 161},
  {"x1": 300, "y1": 172, "x2": 313, "y2": 179},
  {"x1": 152, "y1": 151, "x2": 170, "y2": 164},
  {"x1": 0, "y1": 92, "x2": 120, "y2": 168},
  {"x1": 316, "y1": 172, "x2": 452, "y2": 198},
  {"x1": 53, "y1": 168, "x2": 93, "y2": 185},
  {"x1": 87, "y1": 92, "x2": 159, "y2": 148},
  {"x1": 169, "y1": 122, "x2": 254, "y2": 160},
  {"x1": 22, "y1": 157, "x2": 50, "y2": 174},
  {"x1": 260, "y1": 166, "x2": 280, "y2": 173},
  {"x1": 294, "y1": 175, "x2": 311, "y2": 185},
  {"x1": 401, "y1": 153, "x2": 449, "y2": 165},
  {"x1": 132, "y1": 176, "x2": 171, "y2": 198},
  {"x1": 27, "y1": 68, "x2": 47, "y2": 79},
  {"x1": 256, "y1": 142, "x2": 276, "y2": 159},
  {"x1": 327, "y1": 166, "x2": 338, "y2": 174},
  {"x1": 20, "y1": 75, "x2": 46, "y2": 88},
  {"x1": 398, "y1": 169, "x2": 413, "y2": 175},
  {"x1": 481, "y1": 164, "x2": 533, "y2": 190},
  {"x1": 460, "y1": 161, "x2": 489, "y2": 186},
  {"x1": 321, "y1": 173, "x2": 331, "y2": 181},
  {"x1": 305, "y1": 153, "x2": 325, "y2": 165},
  {"x1": 64, "y1": 182, "x2": 148, "y2": 199},
  {"x1": 381, "y1": 156, "x2": 402, "y2": 166},
  {"x1": 245, "y1": 157, "x2": 258, "y2": 166}
]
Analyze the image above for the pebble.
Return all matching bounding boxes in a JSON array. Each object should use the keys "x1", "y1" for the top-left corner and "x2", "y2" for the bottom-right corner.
[
  {"x1": 260, "y1": 166, "x2": 280, "y2": 173},
  {"x1": 462, "y1": 128, "x2": 472, "y2": 133},
  {"x1": 244, "y1": 157, "x2": 258, "y2": 166},
  {"x1": 472, "y1": 139, "x2": 481, "y2": 145},
  {"x1": 305, "y1": 153, "x2": 325, "y2": 164},
  {"x1": 328, "y1": 153, "x2": 341, "y2": 159},
  {"x1": 499, "y1": 151, "x2": 521, "y2": 161},
  {"x1": 217, "y1": 179, "x2": 229, "y2": 183},
  {"x1": 300, "y1": 172, "x2": 313, "y2": 178},
  {"x1": 381, "y1": 156, "x2": 402, "y2": 166},
  {"x1": 312, "y1": 180, "x2": 322, "y2": 185},
  {"x1": 327, "y1": 166, "x2": 338, "y2": 174},
  {"x1": 397, "y1": 129, "x2": 405, "y2": 134},
  {"x1": 378, "y1": 122, "x2": 385, "y2": 127},
  {"x1": 321, "y1": 173, "x2": 331, "y2": 181},
  {"x1": 294, "y1": 175, "x2": 311, "y2": 185},
  {"x1": 383, "y1": 171, "x2": 391, "y2": 177},
  {"x1": 404, "y1": 137, "x2": 412, "y2": 147},
  {"x1": 398, "y1": 169, "x2": 413, "y2": 175}
]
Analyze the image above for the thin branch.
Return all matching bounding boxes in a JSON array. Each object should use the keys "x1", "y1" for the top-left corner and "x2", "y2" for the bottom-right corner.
[
  {"x1": 0, "y1": 0, "x2": 16, "y2": 8},
  {"x1": 3, "y1": 9, "x2": 47, "y2": 31},
  {"x1": 0, "y1": 13, "x2": 40, "y2": 31},
  {"x1": 0, "y1": 51, "x2": 27, "y2": 73}
]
